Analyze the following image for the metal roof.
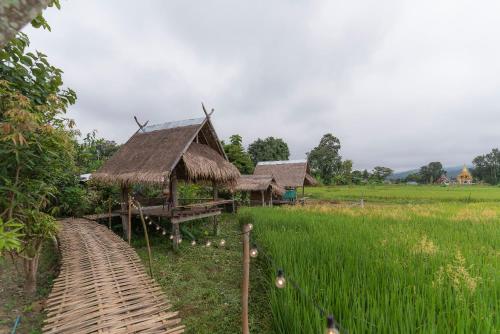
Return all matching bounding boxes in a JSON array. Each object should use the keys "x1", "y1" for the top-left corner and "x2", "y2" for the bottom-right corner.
[
  {"x1": 256, "y1": 159, "x2": 307, "y2": 166},
  {"x1": 143, "y1": 117, "x2": 205, "y2": 133}
]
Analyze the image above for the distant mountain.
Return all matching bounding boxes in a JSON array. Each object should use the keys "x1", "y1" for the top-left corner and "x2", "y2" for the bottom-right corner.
[{"x1": 389, "y1": 165, "x2": 473, "y2": 180}]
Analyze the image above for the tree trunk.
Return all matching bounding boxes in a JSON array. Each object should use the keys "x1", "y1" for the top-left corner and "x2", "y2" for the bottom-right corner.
[{"x1": 23, "y1": 255, "x2": 39, "y2": 296}]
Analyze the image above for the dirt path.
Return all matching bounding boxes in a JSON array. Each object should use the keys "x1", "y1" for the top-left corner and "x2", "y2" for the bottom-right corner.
[{"x1": 43, "y1": 218, "x2": 184, "y2": 334}]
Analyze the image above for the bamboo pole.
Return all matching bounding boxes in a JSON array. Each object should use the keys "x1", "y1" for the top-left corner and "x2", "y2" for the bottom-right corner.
[
  {"x1": 241, "y1": 224, "x2": 251, "y2": 334},
  {"x1": 136, "y1": 201, "x2": 153, "y2": 278},
  {"x1": 127, "y1": 195, "x2": 132, "y2": 245}
]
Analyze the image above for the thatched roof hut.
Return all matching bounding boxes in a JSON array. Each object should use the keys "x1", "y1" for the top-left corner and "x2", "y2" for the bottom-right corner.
[
  {"x1": 253, "y1": 160, "x2": 317, "y2": 188},
  {"x1": 92, "y1": 116, "x2": 240, "y2": 186},
  {"x1": 235, "y1": 175, "x2": 285, "y2": 196}
]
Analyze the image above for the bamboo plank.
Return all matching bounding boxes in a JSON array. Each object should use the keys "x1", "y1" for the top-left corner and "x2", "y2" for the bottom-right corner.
[{"x1": 43, "y1": 218, "x2": 185, "y2": 334}]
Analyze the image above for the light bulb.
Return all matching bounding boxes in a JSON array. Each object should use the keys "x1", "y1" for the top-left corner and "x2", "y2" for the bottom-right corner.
[
  {"x1": 179, "y1": 238, "x2": 182, "y2": 243},
  {"x1": 162, "y1": 230, "x2": 166, "y2": 236},
  {"x1": 191, "y1": 240, "x2": 196, "y2": 246},
  {"x1": 148, "y1": 221, "x2": 152, "y2": 225},
  {"x1": 206, "y1": 240, "x2": 212, "y2": 247},
  {"x1": 219, "y1": 239, "x2": 226, "y2": 247},
  {"x1": 156, "y1": 225, "x2": 160, "y2": 231},
  {"x1": 325, "y1": 315, "x2": 339, "y2": 334},
  {"x1": 145, "y1": 215, "x2": 149, "y2": 220},
  {"x1": 250, "y1": 248, "x2": 258, "y2": 258},
  {"x1": 169, "y1": 234, "x2": 174, "y2": 240},
  {"x1": 275, "y1": 269, "x2": 286, "y2": 289}
]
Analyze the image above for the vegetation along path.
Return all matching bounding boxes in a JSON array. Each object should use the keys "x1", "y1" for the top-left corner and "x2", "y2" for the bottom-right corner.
[{"x1": 43, "y1": 219, "x2": 185, "y2": 334}]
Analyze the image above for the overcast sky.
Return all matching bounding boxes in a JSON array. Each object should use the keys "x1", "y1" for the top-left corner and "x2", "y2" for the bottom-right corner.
[{"x1": 24, "y1": 0, "x2": 500, "y2": 171}]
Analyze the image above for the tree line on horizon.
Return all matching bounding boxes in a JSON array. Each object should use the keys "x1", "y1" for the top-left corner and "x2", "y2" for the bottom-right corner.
[{"x1": 222, "y1": 133, "x2": 393, "y2": 185}]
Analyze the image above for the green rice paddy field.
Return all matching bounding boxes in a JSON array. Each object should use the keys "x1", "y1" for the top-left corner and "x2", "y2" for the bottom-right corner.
[
  {"x1": 305, "y1": 184, "x2": 500, "y2": 203},
  {"x1": 246, "y1": 188, "x2": 499, "y2": 333}
]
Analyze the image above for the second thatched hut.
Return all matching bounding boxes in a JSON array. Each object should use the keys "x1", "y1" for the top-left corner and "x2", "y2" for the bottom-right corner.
[{"x1": 234, "y1": 175, "x2": 285, "y2": 206}]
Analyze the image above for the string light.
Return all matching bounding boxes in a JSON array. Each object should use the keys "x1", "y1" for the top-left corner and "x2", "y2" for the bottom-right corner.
[
  {"x1": 122, "y1": 200, "x2": 344, "y2": 332},
  {"x1": 326, "y1": 315, "x2": 339, "y2": 334},
  {"x1": 275, "y1": 269, "x2": 286, "y2": 289}
]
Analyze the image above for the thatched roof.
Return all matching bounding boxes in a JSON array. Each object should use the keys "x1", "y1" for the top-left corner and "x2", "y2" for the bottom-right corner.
[
  {"x1": 235, "y1": 175, "x2": 285, "y2": 196},
  {"x1": 92, "y1": 116, "x2": 240, "y2": 186},
  {"x1": 253, "y1": 160, "x2": 317, "y2": 188}
]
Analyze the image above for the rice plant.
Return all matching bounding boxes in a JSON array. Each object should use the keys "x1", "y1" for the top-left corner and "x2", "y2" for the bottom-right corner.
[
  {"x1": 305, "y1": 184, "x2": 500, "y2": 203},
  {"x1": 246, "y1": 203, "x2": 499, "y2": 333}
]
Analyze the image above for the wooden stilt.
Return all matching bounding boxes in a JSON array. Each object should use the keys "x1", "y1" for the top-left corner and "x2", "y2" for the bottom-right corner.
[
  {"x1": 261, "y1": 190, "x2": 265, "y2": 207},
  {"x1": 170, "y1": 172, "x2": 178, "y2": 208},
  {"x1": 172, "y1": 222, "x2": 180, "y2": 251},
  {"x1": 301, "y1": 185, "x2": 305, "y2": 205},
  {"x1": 120, "y1": 186, "x2": 129, "y2": 239},
  {"x1": 232, "y1": 193, "x2": 236, "y2": 213},
  {"x1": 213, "y1": 181, "x2": 219, "y2": 235},
  {"x1": 127, "y1": 194, "x2": 132, "y2": 244},
  {"x1": 270, "y1": 190, "x2": 273, "y2": 207}
]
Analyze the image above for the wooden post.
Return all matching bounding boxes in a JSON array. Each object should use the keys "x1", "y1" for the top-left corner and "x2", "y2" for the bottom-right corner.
[
  {"x1": 172, "y1": 222, "x2": 180, "y2": 252},
  {"x1": 120, "y1": 186, "x2": 129, "y2": 240},
  {"x1": 232, "y1": 193, "x2": 236, "y2": 213},
  {"x1": 108, "y1": 198, "x2": 112, "y2": 229},
  {"x1": 270, "y1": 189, "x2": 273, "y2": 207},
  {"x1": 241, "y1": 224, "x2": 251, "y2": 334},
  {"x1": 170, "y1": 172, "x2": 178, "y2": 208},
  {"x1": 137, "y1": 202, "x2": 153, "y2": 278},
  {"x1": 213, "y1": 181, "x2": 219, "y2": 236},
  {"x1": 127, "y1": 194, "x2": 132, "y2": 245},
  {"x1": 261, "y1": 190, "x2": 265, "y2": 207}
]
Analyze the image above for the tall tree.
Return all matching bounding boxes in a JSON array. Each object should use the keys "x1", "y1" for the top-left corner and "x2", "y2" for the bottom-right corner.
[
  {"x1": 0, "y1": 12, "x2": 77, "y2": 294},
  {"x1": 222, "y1": 134, "x2": 254, "y2": 174},
  {"x1": 307, "y1": 134, "x2": 341, "y2": 185},
  {"x1": 371, "y1": 166, "x2": 394, "y2": 182},
  {"x1": 75, "y1": 131, "x2": 120, "y2": 174},
  {"x1": 419, "y1": 162, "x2": 445, "y2": 184},
  {"x1": 248, "y1": 137, "x2": 289, "y2": 164},
  {"x1": 472, "y1": 148, "x2": 500, "y2": 184}
]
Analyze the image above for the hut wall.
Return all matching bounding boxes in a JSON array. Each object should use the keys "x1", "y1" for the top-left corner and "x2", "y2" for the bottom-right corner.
[{"x1": 249, "y1": 189, "x2": 272, "y2": 206}]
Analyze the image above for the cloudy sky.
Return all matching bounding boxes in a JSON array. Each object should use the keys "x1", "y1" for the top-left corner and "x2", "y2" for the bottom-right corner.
[{"x1": 24, "y1": 0, "x2": 500, "y2": 171}]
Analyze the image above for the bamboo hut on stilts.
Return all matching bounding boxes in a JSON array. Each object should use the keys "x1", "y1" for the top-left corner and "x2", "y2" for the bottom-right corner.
[{"x1": 91, "y1": 105, "x2": 240, "y2": 250}]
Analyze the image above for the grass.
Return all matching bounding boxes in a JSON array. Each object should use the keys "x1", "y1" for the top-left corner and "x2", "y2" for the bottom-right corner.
[
  {"x1": 131, "y1": 215, "x2": 273, "y2": 334},
  {"x1": 305, "y1": 184, "x2": 500, "y2": 203},
  {"x1": 245, "y1": 202, "x2": 500, "y2": 333},
  {"x1": 0, "y1": 240, "x2": 59, "y2": 334}
]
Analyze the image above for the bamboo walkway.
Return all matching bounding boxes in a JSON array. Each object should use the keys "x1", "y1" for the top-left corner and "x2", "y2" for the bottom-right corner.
[{"x1": 43, "y1": 218, "x2": 185, "y2": 334}]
